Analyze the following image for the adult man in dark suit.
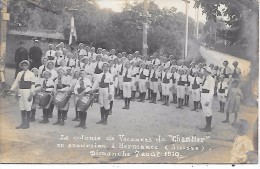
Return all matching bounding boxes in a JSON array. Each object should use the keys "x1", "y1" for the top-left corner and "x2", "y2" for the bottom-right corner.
[
  {"x1": 29, "y1": 40, "x2": 43, "y2": 69},
  {"x1": 15, "y1": 41, "x2": 28, "y2": 78}
]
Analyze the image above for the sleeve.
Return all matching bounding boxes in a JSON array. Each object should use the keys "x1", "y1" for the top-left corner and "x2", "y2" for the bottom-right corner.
[
  {"x1": 209, "y1": 77, "x2": 215, "y2": 98},
  {"x1": 30, "y1": 73, "x2": 36, "y2": 93},
  {"x1": 10, "y1": 73, "x2": 20, "y2": 90},
  {"x1": 109, "y1": 74, "x2": 114, "y2": 94},
  {"x1": 91, "y1": 75, "x2": 100, "y2": 91},
  {"x1": 74, "y1": 80, "x2": 80, "y2": 95},
  {"x1": 244, "y1": 138, "x2": 254, "y2": 153}
]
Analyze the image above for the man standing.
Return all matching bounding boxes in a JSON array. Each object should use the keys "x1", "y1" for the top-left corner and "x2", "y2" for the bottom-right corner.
[
  {"x1": 200, "y1": 67, "x2": 215, "y2": 132},
  {"x1": 29, "y1": 40, "x2": 43, "y2": 69},
  {"x1": 10, "y1": 60, "x2": 36, "y2": 129},
  {"x1": 15, "y1": 42, "x2": 28, "y2": 78}
]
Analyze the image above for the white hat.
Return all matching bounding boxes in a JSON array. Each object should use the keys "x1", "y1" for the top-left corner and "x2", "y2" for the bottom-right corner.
[
  {"x1": 203, "y1": 66, "x2": 211, "y2": 73},
  {"x1": 19, "y1": 60, "x2": 30, "y2": 68},
  {"x1": 31, "y1": 67, "x2": 39, "y2": 72}
]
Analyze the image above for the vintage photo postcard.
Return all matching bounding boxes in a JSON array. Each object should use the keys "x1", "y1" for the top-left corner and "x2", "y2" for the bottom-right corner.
[{"x1": 0, "y1": 0, "x2": 259, "y2": 166}]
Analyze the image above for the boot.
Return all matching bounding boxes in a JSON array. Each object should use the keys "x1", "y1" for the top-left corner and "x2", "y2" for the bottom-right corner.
[
  {"x1": 102, "y1": 109, "x2": 109, "y2": 125},
  {"x1": 222, "y1": 103, "x2": 225, "y2": 113},
  {"x1": 48, "y1": 104, "x2": 54, "y2": 118},
  {"x1": 75, "y1": 111, "x2": 83, "y2": 128},
  {"x1": 16, "y1": 111, "x2": 26, "y2": 129},
  {"x1": 186, "y1": 95, "x2": 189, "y2": 107},
  {"x1": 184, "y1": 95, "x2": 187, "y2": 106},
  {"x1": 176, "y1": 98, "x2": 181, "y2": 109},
  {"x1": 195, "y1": 102, "x2": 199, "y2": 112},
  {"x1": 146, "y1": 89, "x2": 151, "y2": 100},
  {"x1": 122, "y1": 98, "x2": 128, "y2": 109},
  {"x1": 149, "y1": 92, "x2": 154, "y2": 103},
  {"x1": 218, "y1": 102, "x2": 222, "y2": 112},
  {"x1": 180, "y1": 99, "x2": 184, "y2": 109},
  {"x1": 72, "y1": 110, "x2": 79, "y2": 121},
  {"x1": 64, "y1": 110, "x2": 68, "y2": 120},
  {"x1": 166, "y1": 96, "x2": 169, "y2": 106},
  {"x1": 60, "y1": 111, "x2": 66, "y2": 126},
  {"x1": 233, "y1": 112, "x2": 238, "y2": 124},
  {"x1": 40, "y1": 110, "x2": 49, "y2": 124},
  {"x1": 170, "y1": 94, "x2": 175, "y2": 103},
  {"x1": 131, "y1": 91, "x2": 136, "y2": 101},
  {"x1": 53, "y1": 110, "x2": 62, "y2": 125},
  {"x1": 22, "y1": 111, "x2": 30, "y2": 129},
  {"x1": 81, "y1": 111, "x2": 87, "y2": 129},
  {"x1": 162, "y1": 96, "x2": 166, "y2": 105},
  {"x1": 114, "y1": 88, "x2": 118, "y2": 99},
  {"x1": 174, "y1": 95, "x2": 178, "y2": 104},
  {"x1": 154, "y1": 93, "x2": 157, "y2": 104},
  {"x1": 127, "y1": 98, "x2": 130, "y2": 109},
  {"x1": 97, "y1": 107, "x2": 104, "y2": 124},
  {"x1": 202, "y1": 116, "x2": 212, "y2": 132},
  {"x1": 199, "y1": 117, "x2": 208, "y2": 131},
  {"x1": 30, "y1": 109, "x2": 36, "y2": 122},
  {"x1": 222, "y1": 112, "x2": 230, "y2": 123},
  {"x1": 109, "y1": 101, "x2": 113, "y2": 115},
  {"x1": 138, "y1": 93, "x2": 143, "y2": 102},
  {"x1": 191, "y1": 101, "x2": 196, "y2": 111},
  {"x1": 158, "y1": 92, "x2": 163, "y2": 101},
  {"x1": 142, "y1": 93, "x2": 146, "y2": 103}
]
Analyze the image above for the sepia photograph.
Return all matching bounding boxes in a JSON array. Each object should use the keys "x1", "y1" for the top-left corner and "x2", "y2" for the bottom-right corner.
[{"x1": 0, "y1": 0, "x2": 259, "y2": 166}]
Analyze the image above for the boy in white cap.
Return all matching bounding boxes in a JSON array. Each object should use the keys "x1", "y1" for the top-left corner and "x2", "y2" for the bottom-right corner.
[
  {"x1": 53, "y1": 68, "x2": 71, "y2": 126},
  {"x1": 91, "y1": 62, "x2": 113, "y2": 125},
  {"x1": 138, "y1": 62, "x2": 149, "y2": 102},
  {"x1": 74, "y1": 69, "x2": 92, "y2": 129},
  {"x1": 10, "y1": 60, "x2": 36, "y2": 129},
  {"x1": 122, "y1": 61, "x2": 133, "y2": 109},
  {"x1": 45, "y1": 44, "x2": 56, "y2": 61},
  {"x1": 161, "y1": 67, "x2": 172, "y2": 106},
  {"x1": 190, "y1": 70, "x2": 202, "y2": 112},
  {"x1": 176, "y1": 68, "x2": 187, "y2": 109}
]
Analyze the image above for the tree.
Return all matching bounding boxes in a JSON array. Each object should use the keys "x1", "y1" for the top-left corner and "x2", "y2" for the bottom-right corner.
[{"x1": 195, "y1": 0, "x2": 259, "y2": 104}]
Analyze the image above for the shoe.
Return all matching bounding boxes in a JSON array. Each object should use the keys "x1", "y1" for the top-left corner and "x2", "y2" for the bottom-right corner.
[
  {"x1": 16, "y1": 124, "x2": 24, "y2": 129},
  {"x1": 102, "y1": 121, "x2": 107, "y2": 125},
  {"x1": 72, "y1": 117, "x2": 79, "y2": 121},
  {"x1": 82, "y1": 125, "x2": 87, "y2": 129},
  {"x1": 48, "y1": 114, "x2": 53, "y2": 118},
  {"x1": 96, "y1": 120, "x2": 103, "y2": 124},
  {"x1": 53, "y1": 120, "x2": 61, "y2": 125},
  {"x1": 39, "y1": 119, "x2": 45, "y2": 123},
  {"x1": 222, "y1": 119, "x2": 230, "y2": 123},
  {"x1": 60, "y1": 121, "x2": 65, "y2": 126},
  {"x1": 122, "y1": 106, "x2": 127, "y2": 109},
  {"x1": 75, "y1": 123, "x2": 83, "y2": 128},
  {"x1": 201, "y1": 127, "x2": 212, "y2": 132},
  {"x1": 191, "y1": 108, "x2": 196, "y2": 111}
]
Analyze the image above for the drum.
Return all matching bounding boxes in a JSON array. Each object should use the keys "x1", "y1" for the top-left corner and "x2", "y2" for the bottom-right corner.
[
  {"x1": 77, "y1": 94, "x2": 94, "y2": 112},
  {"x1": 34, "y1": 92, "x2": 52, "y2": 108},
  {"x1": 52, "y1": 92, "x2": 70, "y2": 109}
]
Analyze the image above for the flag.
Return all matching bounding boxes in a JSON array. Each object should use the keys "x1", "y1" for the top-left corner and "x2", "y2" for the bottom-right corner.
[{"x1": 69, "y1": 16, "x2": 77, "y2": 46}]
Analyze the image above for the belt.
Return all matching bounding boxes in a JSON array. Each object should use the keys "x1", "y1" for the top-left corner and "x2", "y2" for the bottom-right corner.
[
  {"x1": 218, "y1": 89, "x2": 225, "y2": 93},
  {"x1": 123, "y1": 77, "x2": 132, "y2": 82},
  {"x1": 192, "y1": 84, "x2": 200, "y2": 89},
  {"x1": 224, "y1": 74, "x2": 229, "y2": 78},
  {"x1": 201, "y1": 89, "x2": 210, "y2": 93},
  {"x1": 99, "y1": 82, "x2": 109, "y2": 88},
  {"x1": 19, "y1": 81, "x2": 32, "y2": 89},
  {"x1": 151, "y1": 78, "x2": 158, "y2": 82},
  {"x1": 177, "y1": 81, "x2": 185, "y2": 86},
  {"x1": 163, "y1": 79, "x2": 170, "y2": 84}
]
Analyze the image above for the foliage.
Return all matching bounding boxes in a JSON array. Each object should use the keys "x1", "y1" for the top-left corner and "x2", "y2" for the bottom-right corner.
[{"x1": 8, "y1": 0, "x2": 198, "y2": 56}]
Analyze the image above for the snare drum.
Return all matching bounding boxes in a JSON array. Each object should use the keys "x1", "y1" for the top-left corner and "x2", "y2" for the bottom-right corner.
[
  {"x1": 76, "y1": 94, "x2": 94, "y2": 112},
  {"x1": 52, "y1": 92, "x2": 70, "y2": 109},
  {"x1": 34, "y1": 91, "x2": 52, "y2": 108}
]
